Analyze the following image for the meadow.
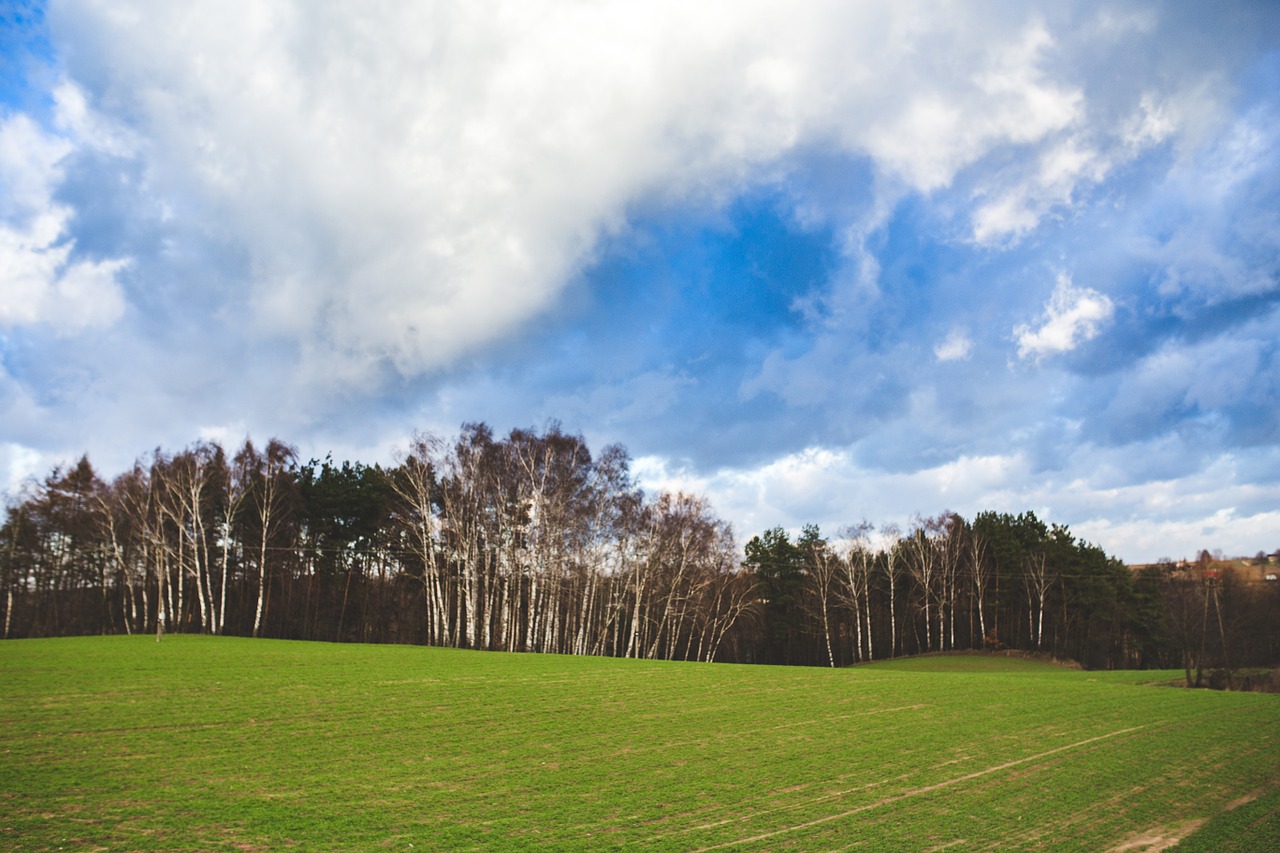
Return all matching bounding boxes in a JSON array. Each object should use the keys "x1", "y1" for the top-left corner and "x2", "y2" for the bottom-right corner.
[{"x1": 1, "y1": 637, "x2": 1276, "y2": 851}]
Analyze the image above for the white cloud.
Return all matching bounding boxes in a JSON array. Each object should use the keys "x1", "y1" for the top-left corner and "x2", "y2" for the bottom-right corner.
[
  {"x1": 970, "y1": 84, "x2": 1193, "y2": 246},
  {"x1": 51, "y1": 81, "x2": 138, "y2": 157},
  {"x1": 1014, "y1": 273, "x2": 1114, "y2": 360},
  {"x1": 1075, "y1": 509, "x2": 1280, "y2": 564},
  {"x1": 635, "y1": 440, "x2": 1280, "y2": 564},
  {"x1": 1, "y1": 442, "x2": 47, "y2": 498},
  {"x1": 46, "y1": 1, "x2": 1124, "y2": 392},
  {"x1": 934, "y1": 329, "x2": 973, "y2": 362},
  {"x1": 972, "y1": 138, "x2": 1110, "y2": 244},
  {"x1": 635, "y1": 447, "x2": 1032, "y2": 546},
  {"x1": 1065, "y1": 450, "x2": 1280, "y2": 561},
  {"x1": 0, "y1": 110, "x2": 129, "y2": 332},
  {"x1": 196, "y1": 423, "x2": 249, "y2": 447},
  {"x1": 0, "y1": 114, "x2": 70, "y2": 215},
  {"x1": 1122, "y1": 93, "x2": 1177, "y2": 150},
  {"x1": 863, "y1": 22, "x2": 1083, "y2": 192},
  {"x1": 0, "y1": 213, "x2": 129, "y2": 330}
]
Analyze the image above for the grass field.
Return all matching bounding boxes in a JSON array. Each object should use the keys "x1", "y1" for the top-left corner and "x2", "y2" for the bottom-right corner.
[{"x1": 1, "y1": 637, "x2": 1276, "y2": 851}]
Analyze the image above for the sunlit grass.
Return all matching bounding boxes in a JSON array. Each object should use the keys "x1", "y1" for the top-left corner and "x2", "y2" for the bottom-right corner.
[{"x1": 1, "y1": 637, "x2": 1276, "y2": 850}]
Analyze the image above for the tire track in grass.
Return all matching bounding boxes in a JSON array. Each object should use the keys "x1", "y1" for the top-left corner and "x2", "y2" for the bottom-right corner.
[
  {"x1": 547, "y1": 704, "x2": 936, "y2": 841},
  {"x1": 688, "y1": 724, "x2": 1153, "y2": 851},
  {"x1": 682, "y1": 771, "x2": 917, "y2": 833},
  {"x1": 632, "y1": 705, "x2": 935, "y2": 835}
]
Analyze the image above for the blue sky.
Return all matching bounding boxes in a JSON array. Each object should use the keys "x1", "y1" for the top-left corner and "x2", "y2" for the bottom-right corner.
[{"x1": 2, "y1": 1, "x2": 1278, "y2": 562}]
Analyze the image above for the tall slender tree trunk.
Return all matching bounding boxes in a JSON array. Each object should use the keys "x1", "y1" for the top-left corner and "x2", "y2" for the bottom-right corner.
[
  {"x1": 253, "y1": 529, "x2": 269, "y2": 638},
  {"x1": 121, "y1": 577, "x2": 134, "y2": 635},
  {"x1": 888, "y1": 566, "x2": 897, "y2": 657},
  {"x1": 156, "y1": 552, "x2": 168, "y2": 641},
  {"x1": 862, "y1": 566, "x2": 873, "y2": 661},
  {"x1": 821, "y1": 597, "x2": 836, "y2": 667},
  {"x1": 217, "y1": 526, "x2": 232, "y2": 635},
  {"x1": 191, "y1": 530, "x2": 208, "y2": 633},
  {"x1": 174, "y1": 538, "x2": 185, "y2": 630},
  {"x1": 626, "y1": 569, "x2": 646, "y2": 658}
]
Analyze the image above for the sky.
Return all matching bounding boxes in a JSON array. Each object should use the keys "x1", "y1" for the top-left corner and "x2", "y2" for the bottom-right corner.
[{"x1": 1, "y1": 1, "x2": 1278, "y2": 563}]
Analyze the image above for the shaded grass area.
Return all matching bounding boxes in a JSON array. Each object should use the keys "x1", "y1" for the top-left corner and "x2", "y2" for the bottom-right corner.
[{"x1": 1, "y1": 637, "x2": 1276, "y2": 851}]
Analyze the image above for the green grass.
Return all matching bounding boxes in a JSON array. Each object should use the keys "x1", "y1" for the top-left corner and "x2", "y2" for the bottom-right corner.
[
  {"x1": 1173, "y1": 785, "x2": 1280, "y2": 852},
  {"x1": 1, "y1": 637, "x2": 1276, "y2": 851}
]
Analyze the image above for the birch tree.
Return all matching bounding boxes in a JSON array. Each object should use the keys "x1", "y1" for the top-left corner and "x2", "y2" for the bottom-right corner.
[
  {"x1": 966, "y1": 523, "x2": 992, "y2": 647},
  {"x1": 244, "y1": 439, "x2": 297, "y2": 638},
  {"x1": 938, "y1": 513, "x2": 965, "y2": 651},
  {"x1": 212, "y1": 443, "x2": 251, "y2": 635},
  {"x1": 641, "y1": 493, "x2": 730, "y2": 660},
  {"x1": 838, "y1": 522, "x2": 875, "y2": 662},
  {"x1": 801, "y1": 526, "x2": 840, "y2": 667},
  {"x1": 390, "y1": 432, "x2": 446, "y2": 644},
  {"x1": 904, "y1": 515, "x2": 945, "y2": 652},
  {"x1": 91, "y1": 473, "x2": 140, "y2": 634},
  {"x1": 880, "y1": 522, "x2": 903, "y2": 658},
  {"x1": 1023, "y1": 550, "x2": 1053, "y2": 650},
  {"x1": 157, "y1": 445, "x2": 220, "y2": 633}
]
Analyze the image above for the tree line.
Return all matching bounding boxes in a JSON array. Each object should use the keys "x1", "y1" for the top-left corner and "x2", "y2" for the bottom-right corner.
[
  {"x1": 3, "y1": 423, "x2": 1277, "y2": 675},
  {"x1": 741, "y1": 517, "x2": 1279, "y2": 678},
  {"x1": 0, "y1": 424, "x2": 750, "y2": 662}
]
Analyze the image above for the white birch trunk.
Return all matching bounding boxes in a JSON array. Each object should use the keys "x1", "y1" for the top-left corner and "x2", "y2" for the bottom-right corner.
[
  {"x1": 626, "y1": 568, "x2": 646, "y2": 658},
  {"x1": 862, "y1": 563, "x2": 873, "y2": 661},
  {"x1": 191, "y1": 526, "x2": 208, "y2": 633},
  {"x1": 821, "y1": 596, "x2": 835, "y2": 667},
  {"x1": 252, "y1": 528, "x2": 268, "y2": 637},
  {"x1": 887, "y1": 553, "x2": 898, "y2": 657},
  {"x1": 526, "y1": 573, "x2": 539, "y2": 652}
]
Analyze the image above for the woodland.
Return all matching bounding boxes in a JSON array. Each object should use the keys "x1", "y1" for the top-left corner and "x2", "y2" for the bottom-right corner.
[{"x1": 2, "y1": 422, "x2": 1277, "y2": 678}]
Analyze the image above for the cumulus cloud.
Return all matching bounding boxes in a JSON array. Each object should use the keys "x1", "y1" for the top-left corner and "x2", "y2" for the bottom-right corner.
[
  {"x1": 1014, "y1": 274, "x2": 1114, "y2": 360},
  {"x1": 635, "y1": 440, "x2": 1280, "y2": 563},
  {"x1": 861, "y1": 21, "x2": 1083, "y2": 193},
  {"x1": 0, "y1": 106, "x2": 129, "y2": 332},
  {"x1": 635, "y1": 446, "x2": 1034, "y2": 544},
  {"x1": 0, "y1": 229, "x2": 128, "y2": 331},
  {"x1": 45, "y1": 1, "x2": 1129, "y2": 391}
]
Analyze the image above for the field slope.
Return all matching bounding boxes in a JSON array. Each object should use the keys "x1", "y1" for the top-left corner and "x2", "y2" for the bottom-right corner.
[{"x1": 1, "y1": 637, "x2": 1276, "y2": 851}]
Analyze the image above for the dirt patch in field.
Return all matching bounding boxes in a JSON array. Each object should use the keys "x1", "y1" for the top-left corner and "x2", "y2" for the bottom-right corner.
[
  {"x1": 1109, "y1": 819, "x2": 1206, "y2": 851},
  {"x1": 1224, "y1": 791, "x2": 1260, "y2": 810}
]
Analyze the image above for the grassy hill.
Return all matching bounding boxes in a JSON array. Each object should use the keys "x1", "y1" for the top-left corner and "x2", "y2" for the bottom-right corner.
[{"x1": 1, "y1": 637, "x2": 1276, "y2": 850}]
